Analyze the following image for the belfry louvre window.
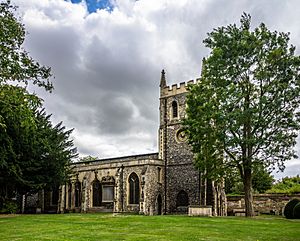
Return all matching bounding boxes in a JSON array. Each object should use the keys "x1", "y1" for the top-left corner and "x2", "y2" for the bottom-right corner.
[
  {"x1": 157, "y1": 167, "x2": 161, "y2": 183},
  {"x1": 172, "y1": 101, "x2": 178, "y2": 118},
  {"x1": 129, "y1": 173, "x2": 140, "y2": 204}
]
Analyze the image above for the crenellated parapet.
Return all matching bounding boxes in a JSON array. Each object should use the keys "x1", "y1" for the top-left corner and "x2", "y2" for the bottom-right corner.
[{"x1": 159, "y1": 69, "x2": 200, "y2": 98}]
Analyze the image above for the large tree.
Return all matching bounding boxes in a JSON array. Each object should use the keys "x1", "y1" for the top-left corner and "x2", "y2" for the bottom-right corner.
[
  {"x1": 184, "y1": 13, "x2": 300, "y2": 216},
  {"x1": 0, "y1": 85, "x2": 41, "y2": 198},
  {"x1": 0, "y1": 85, "x2": 77, "y2": 209},
  {"x1": 0, "y1": 1, "x2": 77, "y2": 211}
]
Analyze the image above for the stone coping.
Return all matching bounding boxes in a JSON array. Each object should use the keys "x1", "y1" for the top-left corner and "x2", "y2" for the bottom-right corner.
[
  {"x1": 71, "y1": 153, "x2": 162, "y2": 168},
  {"x1": 73, "y1": 152, "x2": 159, "y2": 166},
  {"x1": 73, "y1": 158, "x2": 164, "y2": 172},
  {"x1": 227, "y1": 194, "x2": 300, "y2": 200}
]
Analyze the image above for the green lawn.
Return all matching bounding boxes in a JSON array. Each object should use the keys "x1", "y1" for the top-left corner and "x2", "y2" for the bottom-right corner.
[{"x1": 0, "y1": 213, "x2": 299, "y2": 241}]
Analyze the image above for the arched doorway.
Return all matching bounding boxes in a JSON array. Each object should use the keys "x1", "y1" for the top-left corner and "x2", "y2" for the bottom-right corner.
[
  {"x1": 176, "y1": 190, "x2": 189, "y2": 213},
  {"x1": 157, "y1": 194, "x2": 162, "y2": 215}
]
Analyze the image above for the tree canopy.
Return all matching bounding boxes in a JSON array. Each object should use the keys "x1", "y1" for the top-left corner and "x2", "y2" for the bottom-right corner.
[
  {"x1": 184, "y1": 13, "x2": 300, "y2": 216},
  {"x1": 0, "y1": 0, "x2": 77, "y2": 212},
  {"x1": 0, "y1": 85, "x2": 77, "y2": 195},
  {"x1": 0, "y1": 0, "x2": 52, "y2": 90},
  {"x1": 78, "y1": 155, "x2": 99, "y2": 162},
  {"x1": 267, "y1": 176, "x2": 300, "y2": 194}
]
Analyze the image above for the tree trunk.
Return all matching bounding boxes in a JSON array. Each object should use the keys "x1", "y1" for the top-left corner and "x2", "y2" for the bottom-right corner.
[{"x1": 243, "y1": 169, "x2": 254, "y2": 217}]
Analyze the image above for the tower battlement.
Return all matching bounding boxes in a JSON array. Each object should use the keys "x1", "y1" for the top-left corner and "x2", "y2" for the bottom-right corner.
[
  {"x1": 159, "y1": 69, "x2": 200, "y2": 97},
  {"x1": 160, "y1": 78, "x2": 200, "y2": 97}
]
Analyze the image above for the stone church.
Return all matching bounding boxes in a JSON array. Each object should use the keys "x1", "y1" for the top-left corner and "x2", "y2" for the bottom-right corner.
[{"x1": 57, "y1": 70, "x2": 226, "y2": 215}]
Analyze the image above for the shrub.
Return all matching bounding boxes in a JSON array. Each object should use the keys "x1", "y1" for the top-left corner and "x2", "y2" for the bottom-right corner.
[
  {"x1": 293, "y1": 202, "x2": 300, "y2": 219},
  {"x1": 0, "y1": 200, "x2": 18, "y2": 214},
  {"x1": 266, "y1": 176, "x2": 300, "y2": 194},
  {"x1": 289, "y1": 184, "x2": 300, "y2": 194},
  {"x1": 284, "y1": 198, "x2": 300, "y2": 219}
]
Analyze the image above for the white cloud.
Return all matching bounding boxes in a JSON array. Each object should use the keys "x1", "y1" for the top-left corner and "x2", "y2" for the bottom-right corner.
[{"x1": 11, "y1": 0, "x2": 300, "y2": 178}]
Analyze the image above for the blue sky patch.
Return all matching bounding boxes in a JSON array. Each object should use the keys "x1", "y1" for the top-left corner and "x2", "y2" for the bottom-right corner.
[{"x1": 69, "y1": 0, "x2": 114, "y2": 13}]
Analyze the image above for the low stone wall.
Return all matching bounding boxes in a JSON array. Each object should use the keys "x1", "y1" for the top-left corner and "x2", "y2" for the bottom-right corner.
[{"x1": 227, "y1": 194, "x2": 300, "y2": 215}]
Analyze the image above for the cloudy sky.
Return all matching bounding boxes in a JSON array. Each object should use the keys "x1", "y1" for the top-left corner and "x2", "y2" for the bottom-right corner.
[{"x1": 11, "y1": 0, "x2": 300, "y2": 178}]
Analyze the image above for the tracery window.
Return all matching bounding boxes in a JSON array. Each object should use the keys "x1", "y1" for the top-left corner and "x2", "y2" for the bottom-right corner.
[
  {"x1": 68, "y1": 182, "x2": 72, "y2": 209},
  {"x1": 75, "y1": 180, "x2": 81, "y2": 208},
  {"x1": 129, "y1": 172, "x2": 140, "y2": 204},
  {"x1": 92, "y1": 179, "x2": 102, "y2": 207},
  {"x1": 172, "y1": 101, "x2": 178, "y2": 118}
]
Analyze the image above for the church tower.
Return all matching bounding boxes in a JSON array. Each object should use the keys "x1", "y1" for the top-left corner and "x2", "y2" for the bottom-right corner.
[{"x1": 159, "y1": 70, "x2": 205, "y2": 213}]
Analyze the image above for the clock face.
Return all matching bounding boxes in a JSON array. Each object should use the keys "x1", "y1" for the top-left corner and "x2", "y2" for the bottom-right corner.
[{"x1": 176, "y1": 129, "x2": 187, "y2": 143}]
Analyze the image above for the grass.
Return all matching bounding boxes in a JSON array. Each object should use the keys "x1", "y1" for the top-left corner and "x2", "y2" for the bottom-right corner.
[{"x1": 0, "y1": 213, "x2": 299, "y2": 241}]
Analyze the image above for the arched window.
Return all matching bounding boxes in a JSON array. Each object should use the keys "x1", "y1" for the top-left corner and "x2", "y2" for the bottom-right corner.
[
  {"x1": 176, "y1": 190, "x2": 189, "y2": 207},
  {"x1": 129, "y1": 173, "x2": 140, "y2": 204},
  {"x1": 75, "y1": 180, "x2": 81, "y2": 208},
  {"x1": 68, "y1": 182, "x2": 72, "y2": 209},
  {"x1": 172, "y1": 101, "x2": 178, "y2": 118},
  {"x1": 92, "y1": 179, "x2": 102, "y2": 207}
]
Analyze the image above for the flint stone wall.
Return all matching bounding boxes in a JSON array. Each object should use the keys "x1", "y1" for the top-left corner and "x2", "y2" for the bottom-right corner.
[
  {"x1": 227, "y1": 194, "x2": 300, "y2": 215},
  {"x1": 64, "y1": 153, "x2": 164, "y2": 215},
  {"x1": 161, "y1": 92, "x2": 201, "y2": 213}
]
